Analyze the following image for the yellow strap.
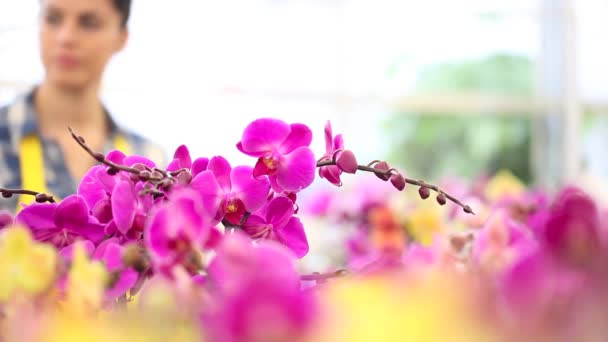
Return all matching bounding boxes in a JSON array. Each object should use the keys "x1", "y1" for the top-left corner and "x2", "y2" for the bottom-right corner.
[
  {"x1": 113, "y1": 133, "x2": 131, "y2": 156},
  {"x1": 16, "y1": 134, "x2": 130, "y2": 212},
  {"x1": 17, "y1": 135, "x2": 49, "y2": 211}
]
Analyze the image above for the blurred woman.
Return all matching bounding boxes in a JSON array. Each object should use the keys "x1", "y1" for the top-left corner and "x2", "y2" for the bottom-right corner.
[{"x1": 0, "y1": 0, "x2": 166, "y2": 211}]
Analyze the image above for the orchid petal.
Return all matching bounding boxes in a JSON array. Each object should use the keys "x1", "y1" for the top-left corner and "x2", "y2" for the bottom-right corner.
[
  {"x1": 111, "y1": 181, "x2": 137, "y2": 235},
  {"x1": 274, "y1": 217, "x2": 309, "y2": 258},
  {"x1": 230, "y1": 166, "x2": 270, "y2": 213},
  {"x1": 266, "y1": 197, "x2": 294, "y2": 229},
  {"x1": 278, "y1": 123, "x2": 312, "y2": 155},
  {"x1": 276, "y1": 147, "x2": 315, "y2": 192},
  {"x1": 208, "y1": 156, "x2": 232, "y2": 192},
  {"x1": 54, "y1": 195, "x2": 90, "y2": 229},
  {"x1": 239, "y1": 118, "x2": 291, "y2": 154}
]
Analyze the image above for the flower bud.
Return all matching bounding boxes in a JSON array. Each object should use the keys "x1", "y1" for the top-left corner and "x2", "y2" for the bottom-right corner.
[
  {"x1": 418, "y1": 186, "x2": 430, "y2": 199},
  {"x1": 336, "y1": 150, "x2": 358, "y2": 174},
  {"x1": 374, "y1": 161, "x2": 391, "y2": 181},
  {"x1": 436, "y1": 193, "x2": 447, "y2": 205},
  {"x1": 390, "y1": 172, "x2": 406, "y2": 191},
  {"x1": 107, "y1": 167, "x2": 119, "y2": 176},
  {"x1": 175, "y1": 169, "x2": 193, "y2": 185},
  {"x1": 35, "y1": 193, "x2": 49, "y2": 203},
  {"x1": 138, "y1": 170, "x2": 152, "y2": 181}
]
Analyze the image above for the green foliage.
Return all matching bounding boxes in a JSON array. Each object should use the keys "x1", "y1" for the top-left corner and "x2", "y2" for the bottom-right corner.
[{"x1": 384, "y1": 54, "x2": 534, "y2": 183}]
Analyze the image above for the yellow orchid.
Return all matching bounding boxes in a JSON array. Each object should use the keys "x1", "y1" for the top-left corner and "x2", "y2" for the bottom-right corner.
[{"x1": 0, "y1": 226, "x2": 57, "y2": 301}]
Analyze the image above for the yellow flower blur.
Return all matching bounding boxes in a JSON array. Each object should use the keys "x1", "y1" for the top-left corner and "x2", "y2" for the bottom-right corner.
[
  {"x1": 313, "y1": 272, "x2": 496, "y2": 342},
  {"x1": 406, "y1": 204, "x2": 444, "y2": 245},
  {"x1": 0, "y1": 226, "x2": 57, "y2": 301},
  {"x1": 63, "y1": 244, "x2": 107, "y2": 314},
  {"x1": 484, "y1": 169, "x2": 525, "y2": 202}
]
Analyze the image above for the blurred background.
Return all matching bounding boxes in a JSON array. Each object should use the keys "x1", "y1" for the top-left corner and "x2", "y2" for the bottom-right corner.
[{"x1": 1, "y1": 0, "x2": 608, "y2": 197}]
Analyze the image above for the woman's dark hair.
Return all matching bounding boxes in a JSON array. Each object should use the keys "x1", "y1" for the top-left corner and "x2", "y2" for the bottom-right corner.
[{"x1": 112, "y1": 0, "x2": 131, "y2": 27}]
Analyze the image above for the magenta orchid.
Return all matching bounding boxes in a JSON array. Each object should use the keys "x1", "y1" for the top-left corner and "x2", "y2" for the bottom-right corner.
[
  {"x1": 236, "y1": 118, "x2": 316, "y2": 193},
  {"x1": 14, "y1": 195, "x2": 105, "y2": 249},
  {"x1": 190, "y1": 156, "x2": 270, "y2": 225},
  {"x1": 204, "y1": 233, "x2": 317, "y2": 342},
  {"x1": 166, "y1": 144, "x2": 209, "y2": 182},
  {"x1": 93, "y1": 238, "x2": 139, "y2": 301},
  {"x1": 144, "y1": 188, "x2": 214, "y2": 275},
  {"x1": 242, "y1": 196, "x2": 309, "y2": 258},
  {"x1": 318, "y1": 120, "x2": 358, "y2": 186}
]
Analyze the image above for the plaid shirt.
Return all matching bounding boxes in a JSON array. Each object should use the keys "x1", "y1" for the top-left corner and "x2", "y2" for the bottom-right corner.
[{"x1": 0, "y1": 88, "x2": 167, "y2": 212}]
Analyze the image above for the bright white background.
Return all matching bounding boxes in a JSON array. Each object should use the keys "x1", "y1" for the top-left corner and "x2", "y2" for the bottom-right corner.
[{"x1": 1, "y1": 0, "x2": 607, "y2": 170}]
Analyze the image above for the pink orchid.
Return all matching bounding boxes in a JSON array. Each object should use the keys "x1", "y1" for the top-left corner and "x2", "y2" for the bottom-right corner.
[
  {"x1": 93, "y1": 238, "x2": 139, "y2": 301},
  {"x1": 144, "y1": 188, "x2": 215, "y2": 275},
  {"x1": 242, "y1": 196, "x2": 309, "y2": 258},
  {"x1": 78, "y1": 153, "x2": 159, "y2": 242},
  {"x1": 318, "y1": 120, "x2": 357, "y2": 186},
  {"x1": 204, "y1": 233, "x2": 317, "y2": 342},
  {"x1": 190, "y1": 156, "x2": 270, "y2": 226},
  {"x1": 15, "y1": 195, "x2": 105, "y2": 248},
  {"x1": 166, "y1": 144, "x2": 210, "y2": 182},
  {"x1": 236, "y1": 118, "x2": 316, "y2": 193},
  {"x1": 540, "y1": 187, "x2": 602, "y2": 268}
]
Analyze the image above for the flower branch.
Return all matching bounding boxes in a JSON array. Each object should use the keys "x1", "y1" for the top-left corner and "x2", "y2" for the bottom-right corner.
[
  {"x1": 0, "y1": 188, "x2": 56, "y2": 203},
  {"x1": 316, "y1": 159, "x2": 474, "y2": 214}
]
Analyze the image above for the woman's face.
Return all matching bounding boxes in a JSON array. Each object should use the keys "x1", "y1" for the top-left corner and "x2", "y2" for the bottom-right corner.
[{"x1": 39, "y1": 0, "x2": 128, "y2": 90}]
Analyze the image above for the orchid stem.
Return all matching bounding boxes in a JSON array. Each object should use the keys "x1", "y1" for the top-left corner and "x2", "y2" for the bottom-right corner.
[{"x1": 316, "y1": 159, "x2": 474, "y2": 215}]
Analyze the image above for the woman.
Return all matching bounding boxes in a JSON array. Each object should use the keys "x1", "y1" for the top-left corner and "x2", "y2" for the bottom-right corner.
[{"x1": 0, "y1": 0, "x2": 166, "y2": 211}]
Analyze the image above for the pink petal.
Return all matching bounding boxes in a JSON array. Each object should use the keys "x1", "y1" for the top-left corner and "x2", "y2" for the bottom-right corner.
[
  {"x1": 266, "y1": 197, "x2": 295, "y2": 229},
  {"x1": 173, "y1": 145, "x2": 192, "y2": 168},
  {"x1": 93, "y1": 237, "x2": 120, "y2": 259},
  {"x1": 173, "y1": 193, "x2": 210, "y2": 240},
  {"x1": 77, "y1": 165, "x2": 107, "y2": 209},
  {"x1": 278, "y1": 123, "x2": 312, "y2": 155},
  {"x1": 95, "y1": 166, "x2": 118, "y2": 193},
  {"x1": 106, "y1": 150, "x2": 126, "y2": 164},
  {"x1": 333, "y1": 133, "x2": 344, "y2": 150},
  {"x1": 324, "y1": 121, "x2": 333, "y2": 153},
  {"x1": 203, "y1": 226, "x2": 223, "y2": 249},
  {"x1": 106, "y1": 268, "x2": 138, "y2": 300},
  {"x1": 145, "y1": 207, "x2": 171, "y2": 258},
  {"x1": 236, "y1": 141, "x2": 262, "y2": 158},
  {"x1": 268, "y1": 175, "x2": 284, "y2": 194},
  {"x1": 54, "y1": 195, "x2": 90, "y2": 229},
  {"x1": 123, "y1": 155, "x2": 156, "y2": 168},
  {"x1": 239, "y1": 118, "x2": 291, "y2": 154},
  {"x1": 192, "y1": 157, "x2": 209, "y2": 176},
  {"x1": 59, "y1": 240, "x2": 95, "y2": 262},
  {"x1": 230, "y1": 166, "x2": 270, "y2": 213},
  {"x1": 208, "y1": 156, "x2": 232, "y2": 192},
  {"x1": 242, "y1": 214, "x2": 268, "y2": 238},
  {"x1": 92, "y1": 198, "x2": 113, "y2": 224},
  {"x1": 15, "y1": 203, "x2": 57, "y2": 230},
  {"x1": 111, "y1": 181, "x2": 137, "y2": 235},
  {"x1": 190, "y1": 170, "x2": 224, "y2": 224},
  {"x1": 274, "y1": 217, "x2": 309, "y2": 258},
  {"x1": 166, "y1": 158, "x2": 182, "y2": 172},
  {"x1": 319, "y1": 165, "x2": 342, "y2": 187},
  {"x1": 77, "y1": 224, "x2": 107, "y2": 245},
  {"x1": 98, "y1": 242, "x2": 124, "y2": 271},
  {"x1": 276, "y1": 147, "x2": 316, "y2": 193}
]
